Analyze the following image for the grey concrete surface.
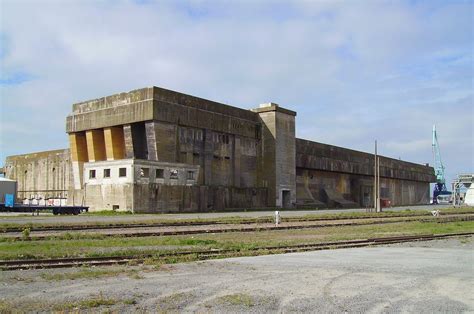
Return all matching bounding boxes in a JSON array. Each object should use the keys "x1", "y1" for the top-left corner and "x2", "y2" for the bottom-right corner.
[
  {"x1": 1, "y1": 237, "x2": 472, "y2": 312},
  {"x1": 0, "y1": 204, "x2": 453, "y2": 225}
]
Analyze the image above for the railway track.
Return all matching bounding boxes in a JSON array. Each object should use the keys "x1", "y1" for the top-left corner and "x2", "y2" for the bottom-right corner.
[
  {"x1": 2, "y1": 214, "x2": 473, "y2": 241},
  {"x1": 1, "y1": 232, "x2": 472, "y2": 271},
  {"x1": 2, "y1": 211, "x2": 472, "y2": 233}
]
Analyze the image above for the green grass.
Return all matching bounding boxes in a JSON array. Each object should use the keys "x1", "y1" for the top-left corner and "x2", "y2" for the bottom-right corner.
[
  {"x1": 217, "y1": 293, "x2": 255, "y2": 307},
  {"x1": 53, "y1": 293, "x2": 117, "y2": 310},
  {"x1": 84, "y1": 210, "x2": 134, "y2": 216},
  {"x1": 0, "y1": 206, "x2": 472, "y2": 232},
  {"x1": 0, "y1": 220, "x2": 472, "y2": 261},
  {"x1": 40, "y1": 267, "x2": 141, "y2": 281}
]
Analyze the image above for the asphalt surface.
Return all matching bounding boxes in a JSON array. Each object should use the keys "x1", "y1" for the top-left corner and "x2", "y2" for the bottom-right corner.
[
  {"x1": 0, "y1": 204, "x2": 451, "y2": 225},
  {"x1": 1, "y1": 236, "x2": 472, "y2": 312}
]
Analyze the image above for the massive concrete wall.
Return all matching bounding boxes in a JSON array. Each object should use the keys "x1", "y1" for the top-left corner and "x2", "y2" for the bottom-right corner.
[
  {"x1": 295, "y1": 139, "x2": 435, "y2": 207},
  {"x1": 65, "y1": 86, "x2": 270, "y2": 212},
  {"x1": 4, "y1": 149, "x2": 72, "y2": 202},
  {"x1": 3, "y1": 86, "x2": 436, "y2": 211}
]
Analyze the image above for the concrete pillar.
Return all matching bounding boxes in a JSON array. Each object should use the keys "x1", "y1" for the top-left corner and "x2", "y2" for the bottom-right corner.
[
  {"x1": 104, "y1": 126, "x2": 125, "y2": 160},
  {"x1": 203, "y1": 130, "x2": 213, "y2": 185},
  {"x1": 85, "y1": 129, "x2": 106, "y2": 162},
  {"x1": 123, "y1": 124, "x2": 135, "y2": 159},
  {"x1": 69, "y1": 132, "x2": 88, "y2": 190},
  {"x1": 252, "y1": 103, "x2": 296, "y2": 208},
  {"x1": 69, "y1": 132, "x2": 88, "y2": 162},
  {"x1": 145, "y1": 121, "x2": 178, "y2": 162},
  {"x1": 145, "y1": 121, "x2": 158, "y2": 161},
  {"x1": 233, "y1": 137, "x2": 241, "y2": 187}
]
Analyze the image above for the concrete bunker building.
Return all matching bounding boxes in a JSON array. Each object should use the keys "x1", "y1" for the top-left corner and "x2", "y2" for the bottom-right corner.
[{"x1": 3, "y1": 86, "x2": 436, "y2": 212}]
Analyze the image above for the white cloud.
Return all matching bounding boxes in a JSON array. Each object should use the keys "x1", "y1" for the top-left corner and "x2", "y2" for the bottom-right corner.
[{"x1": 0, "y1": 0, "x2": 472, "y2": 184}]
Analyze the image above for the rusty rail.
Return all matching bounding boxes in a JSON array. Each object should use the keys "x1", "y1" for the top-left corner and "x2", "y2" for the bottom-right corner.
[{"x1": 1, "y1": 232, "x2": 472, "y2": 271}]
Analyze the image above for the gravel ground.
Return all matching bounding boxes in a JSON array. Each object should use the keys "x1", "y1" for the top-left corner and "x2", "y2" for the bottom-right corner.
[
  {"x1": 0, "y1": 204, "x2": 453, "y2": 225},
  {"x1": 1, "y1": 236, "x2": 472, "y2": 313}
]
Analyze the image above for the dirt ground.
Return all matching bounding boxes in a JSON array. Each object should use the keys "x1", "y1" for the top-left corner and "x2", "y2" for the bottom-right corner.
[{"x1": 1, "y1": 236, "x2": 472, "y2": 313}]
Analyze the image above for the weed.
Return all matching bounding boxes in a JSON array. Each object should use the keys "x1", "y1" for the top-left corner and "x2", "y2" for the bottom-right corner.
[
  {"x1": 123, "y1": 299, "x2": 137, "y2": 305},
  {"x1": 21, "y1": 227, "x2": 30, "y2": 240}
]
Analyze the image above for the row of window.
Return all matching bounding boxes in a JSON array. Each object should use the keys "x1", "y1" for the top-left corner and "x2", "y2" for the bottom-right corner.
[
  {"x1": 89, "y1": 168, "x2": 127, "y2": 179},
  {"x1": 88, "y1": 168, "x2": 196, "y2": 180}
]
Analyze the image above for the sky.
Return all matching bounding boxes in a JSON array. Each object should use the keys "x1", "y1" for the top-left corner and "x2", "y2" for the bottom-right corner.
[{"x1": 0, "y1": 0, "x2": 473, "y2": 186}]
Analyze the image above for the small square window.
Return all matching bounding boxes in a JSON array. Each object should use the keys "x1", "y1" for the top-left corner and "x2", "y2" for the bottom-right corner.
[
  {"x1": 140, "y1": 168, "x2": 149, "y2": 178},
  {"x1": 119, "y1": 168, "x2": 127, "y2": 177},
  {"x1": 104, "y1": 169, "x2": 111, "y2": 178},
  {"x1": 89, "y1": 170, "x2": 96, "y2": 179},
  {"x1": 156, "y1": 169, "x2": 164, "y2": 179},
  {"x1": 187, "y1": 171, "x2": 195, "y2": 180}
]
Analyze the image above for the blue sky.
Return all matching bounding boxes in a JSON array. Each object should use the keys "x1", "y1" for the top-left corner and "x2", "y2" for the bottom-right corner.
[{"x1": 0, "y1": 0, "x2": 473, "y2": 186}]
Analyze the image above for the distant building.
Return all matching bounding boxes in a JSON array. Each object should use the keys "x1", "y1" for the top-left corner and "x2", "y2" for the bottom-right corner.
[{"x1": 4, "y1": 87, "x2": 436, "y2": 212}]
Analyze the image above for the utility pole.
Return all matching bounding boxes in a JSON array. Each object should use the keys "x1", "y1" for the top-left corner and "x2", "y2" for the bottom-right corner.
[
  {"x1": 374, "y1": 140, "x2": 377, "y2": 213},
  {"x1": 377, "y1": 156, "x2": 381, "y2": 213}
]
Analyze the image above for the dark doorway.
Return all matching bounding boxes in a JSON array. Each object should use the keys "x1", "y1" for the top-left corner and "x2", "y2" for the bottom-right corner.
[{"x1": 282, "y1": 190, "x2": 291, "y2": 208}]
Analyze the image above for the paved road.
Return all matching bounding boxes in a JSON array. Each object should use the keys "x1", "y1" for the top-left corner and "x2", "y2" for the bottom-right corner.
[
  {"x1": 1, "y1": 236, "x2": 472, "y2": 312},
  {"x1": 0, "y1": 204, "x2": 454, "y2": 225}
]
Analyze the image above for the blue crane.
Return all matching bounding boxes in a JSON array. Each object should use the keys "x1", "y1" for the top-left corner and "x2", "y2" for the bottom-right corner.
[{"x1": 432, "y1": 125, "x2": 448, "y2": 204}]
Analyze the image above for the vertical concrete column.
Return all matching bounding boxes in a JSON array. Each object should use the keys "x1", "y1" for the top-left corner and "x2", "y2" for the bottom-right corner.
[
  {"x1": 69, "y1": 132, "x2": 88, "y2": 190},
  {"x1": 145, "y1": 121, "x2": 158, "y2": 161},
  {"x1": 145, "y1": 121, "x2": 178, "y2": 162},
  {"x1": 233, "y1": 137, "x2": 241, "y2": 187},
  {"x1": 203, "y1": 130, "x2": 214, "y2": 185},
  {"x1": 85, "y1": 129, "x2": 106, "y2": 162},
  {"x1": 104, "y1": 126, "x2": 125, "y2": 160},
  {"x1": 123, "y1": 124, "x2": 135, "y2": 159}
]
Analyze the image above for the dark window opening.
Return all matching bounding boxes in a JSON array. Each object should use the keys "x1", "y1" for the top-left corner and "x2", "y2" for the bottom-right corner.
[
  {"x1": 119, "y1": 168, "x2": 127, "y2": 177},
  {"x1": 156, "y1": 169, "x2": 164, "y2": 179},
  {"x1": 104, "y1": 169, "x2": 111, "y2": 178},
  {"x1": 187, "y1": 171, "x2": 195, "y2": 180},
  {"x1": 89, "y1": 170, "x2": 96, "y2": 179}
]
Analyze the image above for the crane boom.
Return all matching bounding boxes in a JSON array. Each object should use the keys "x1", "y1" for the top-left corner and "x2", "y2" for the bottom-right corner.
[{"x1": 432, "y1": 125, "x2": 445, "y2": 184}]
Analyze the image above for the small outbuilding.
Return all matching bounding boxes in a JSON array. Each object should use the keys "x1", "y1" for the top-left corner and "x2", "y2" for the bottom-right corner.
[{"x1": 0, "y1": 177, "x2": 17, "y2": 204}]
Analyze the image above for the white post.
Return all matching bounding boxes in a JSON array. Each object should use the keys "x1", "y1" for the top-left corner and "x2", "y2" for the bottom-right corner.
[{"x1": 275, "y1": 210, "x2": 281, "y2": 226}]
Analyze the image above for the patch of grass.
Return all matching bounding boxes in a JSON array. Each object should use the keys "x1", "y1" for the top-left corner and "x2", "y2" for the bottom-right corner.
[
  {"x1": 53, "y1": 292, "x2": 116, "y2": 310},
  {"x1": 217, "y1": 293, "x2": 255, "y2": 307},
  {"x1": 1, "y1": 206, "x2": 472, "y2": 232},
  {"x1": 40, "y1": 268, "x2": 128, "y2": 281},
  {"x1": 123, "y1": 299, "x2": 137, "y2": 305},
  {"x1": 85, "y1": 210, "x2": 134, "y2": 216},
  {"x1": 157, "y1": 292, "x2": 194, "y2": 312},
  {"x1": 0, "y1": 300, "x2": 10, "y2": 313}
]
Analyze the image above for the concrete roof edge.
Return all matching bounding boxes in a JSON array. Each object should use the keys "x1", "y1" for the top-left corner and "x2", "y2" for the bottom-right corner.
[
  {"x1": 251, "y1": 104, "x2": 297, "y2": 116},
  {"x1": 296, "y1": 138, "x2": 434, "y2": 170}
]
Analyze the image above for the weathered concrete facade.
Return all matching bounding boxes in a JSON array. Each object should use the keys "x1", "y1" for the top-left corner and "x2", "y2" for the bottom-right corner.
[
  {"x1": 4, "y1": 86, "x2": 436, "y2": 212},
  {"x1": 4, "y1": 150, "x2": 72, "y2": 205},
  {"x1": 296, "y1": 139, "x2": 433, "y2": 208}
]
